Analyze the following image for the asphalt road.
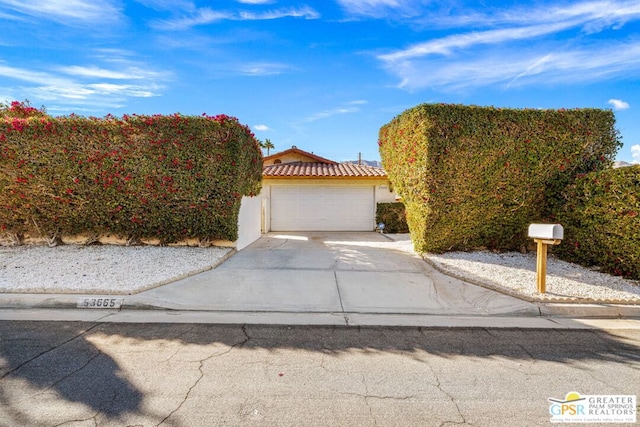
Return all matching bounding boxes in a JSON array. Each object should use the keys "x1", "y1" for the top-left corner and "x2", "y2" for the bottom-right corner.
[{"x1": 1, "y1": 322, "x2": 639, "y2": 426}]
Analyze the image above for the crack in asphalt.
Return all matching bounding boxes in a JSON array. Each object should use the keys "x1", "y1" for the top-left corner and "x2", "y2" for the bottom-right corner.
[
  {"x1": 483, "y1": 328, "x2": 539, "y2": 373},
  {"x1": 360, "y1": 373, "x2": 378, "y2": 427},
  {"x1": 418, "y1": 356, "x2": 467, "y2": 426},
  {"x1": 161, "y1": 325, "x2": 198, "y2": 363},
  {"x1": 22, "y1": 350, "x2": 103, "y2": 404},
  {"x1": 349, "y1": 378, "x2": 426, "y2": 426},
  {"x1": 156, "y1": 325, "x2": 251, "y2": 427},
  {"x1": 0, "y1": 323, "x2": 104, "y2": 382},
  {"x1": 338, "y1": 390, "x2": 419, "y2": 401}
]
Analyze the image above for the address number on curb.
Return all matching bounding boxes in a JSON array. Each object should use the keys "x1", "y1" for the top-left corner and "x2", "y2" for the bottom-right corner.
[{"x1": 77, "y1": 298, "x2": 124, "y2": 309}]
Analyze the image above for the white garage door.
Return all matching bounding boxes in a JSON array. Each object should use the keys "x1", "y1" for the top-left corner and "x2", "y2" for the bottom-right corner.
[{"x1": 271, "y1": 185, "x2": 375, "y2": 231}]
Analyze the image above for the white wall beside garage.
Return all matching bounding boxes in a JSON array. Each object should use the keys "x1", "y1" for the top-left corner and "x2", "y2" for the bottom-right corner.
[{"x1": 236, "y1": 195, "x2": 262, "y2": 250}]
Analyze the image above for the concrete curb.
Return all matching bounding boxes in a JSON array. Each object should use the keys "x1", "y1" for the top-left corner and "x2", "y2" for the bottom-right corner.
[
  {"x1": 539, "y1": 303, "x2": 640, "y2": 318},
  {"x1": 1, "y1": 308, "x2": 639, "y2": 329},
  {"x1": 1, "y1": 293, "x2": 639, "y2": 319}
]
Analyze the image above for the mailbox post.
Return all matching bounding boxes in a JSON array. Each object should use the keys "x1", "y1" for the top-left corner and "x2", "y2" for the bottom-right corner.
[{"x1": 528, "y1": 224, "x2": 563, "y2": 294}]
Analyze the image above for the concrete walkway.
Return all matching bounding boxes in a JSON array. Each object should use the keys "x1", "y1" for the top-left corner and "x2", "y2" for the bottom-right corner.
[{"x1": 1, "y1": 232, "x2": 639, "y2": 328}]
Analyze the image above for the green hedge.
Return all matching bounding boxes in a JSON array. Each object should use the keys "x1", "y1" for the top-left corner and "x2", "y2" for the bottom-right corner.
[
  {"x1": 376, "y1": 202, "x2": 409, "y2": 233},
  {"x1": 379, "y1": 104, "x2": 621, "y2": 253},
  {"x1": 1, "y1": 102, "x2": 263, "y2": 244},
  {"x1": 554, "y1": 166, "x2": 639, "y2": 279}
]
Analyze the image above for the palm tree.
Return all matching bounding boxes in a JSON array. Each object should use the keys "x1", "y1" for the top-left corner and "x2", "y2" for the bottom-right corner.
[{"x1": 263, "y1": 138, "x2": 275, "y2": 155}]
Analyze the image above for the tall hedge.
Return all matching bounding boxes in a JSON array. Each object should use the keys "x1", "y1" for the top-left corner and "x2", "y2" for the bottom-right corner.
[
  {"x1": 1, "y1": 103, "x2": 263, "y2": 244},
  {"x1": 554, "y1": 166, "x2": 639, "y2": 279},
  {"x1": 379, "y1": 104, "x2": 621, "y2": 253}
]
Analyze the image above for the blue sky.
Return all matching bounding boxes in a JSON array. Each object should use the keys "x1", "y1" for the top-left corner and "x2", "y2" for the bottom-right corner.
[{"x1": 1, "y1": 0, "x2": 639, "y2": 163}]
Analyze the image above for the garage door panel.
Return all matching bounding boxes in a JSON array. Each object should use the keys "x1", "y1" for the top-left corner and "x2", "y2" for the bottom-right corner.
[{"x1": 271, "y1": 185, "x2": 374, "y2": 231}]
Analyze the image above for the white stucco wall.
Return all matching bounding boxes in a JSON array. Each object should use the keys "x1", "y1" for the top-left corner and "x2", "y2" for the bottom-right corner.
[
  {"x1": 236, "y1": 195, "x2": 262, "y2": 250},
  {"x1": 375, "y1": 183, "x2": 397, "y2": 203}
]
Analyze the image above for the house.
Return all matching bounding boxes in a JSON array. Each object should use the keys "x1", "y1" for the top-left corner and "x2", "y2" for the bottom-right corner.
[{"x1": 259, "y1": 146, "x2": 395, "y2": 232}]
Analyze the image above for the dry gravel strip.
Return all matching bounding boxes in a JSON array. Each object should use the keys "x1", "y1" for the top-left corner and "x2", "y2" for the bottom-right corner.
[
  {"x1": 424, "y1": 251, "x2": 640, "y2": 304},
  {"x1": 0, "y1": 244, "x2": 232, "y2": 295},
  {"x1": 386, "y1": 234, "x2": 640, "y2": 304}
]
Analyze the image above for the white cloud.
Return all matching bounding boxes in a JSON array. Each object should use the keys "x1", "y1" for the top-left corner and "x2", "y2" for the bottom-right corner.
[
  {"x1": 302, "y1": 107, "x2": 359, "y2": 122},
  {"x1": 378, "y1": 22, "x2": 574, "y2": 62},
  {"x1": 608, "y1": 98, "x2": 630, "y2": 110},
  {"x1": 385, "y1": 41, "x2": 640, "y2": 91},
  {"x1": 377, "y1": 1, "x2": 640, "y2": 91},
  {"x1": 133, "y1": 0, "x2": 195, "y2": 13},
  {"x1": 0, "y1": 58, "x2": 170, "y2": 110},
  {"x1": 0, "y1": 0, "x2": 122, "y2": 25},
  {"x1": 0, "y1": 9, "x2": 25, "y2": 21},
  {"x1": 236, "y1": 0, "x2": 274, "y2": 4},
  {"x1": 298, "y1": 100, "x2": 368, "y2": 123},
  {"x1": 336, "y1": 0, "x2": 420, "y2": 19},
  {"x1": 254, "y1": 124, "x2": 270, "y2": 131},
  {"x1": 0, "y1": 62, "x2": 70, "y2": 86},
  {"x1": 632, "y1": 144, "x2": 640, "y2": 163},
  {"x1": 58, "y1": 65, "x2": 171, "y2": 81},
  {"x1": 156, "y1": 5, "x2": 319, "y2": 30},
  {"x1": 91, "y1": 48, "x2": 139, "y2": 61},
  {"x1": 422, "y1": 0, "x2": 640, "y2": 30},
  {"x1": 239, "y1": 6, "x2": 319, "y2": 20},
  {"x1": 156, "y1": 8, "x2": 232, "y2": 29},
  {"x1": 237, "y1": 62, "x2": 293, "y2": 76},
  {"x1": 87, "y1": 83, "x2": 159, "y2": 98}
]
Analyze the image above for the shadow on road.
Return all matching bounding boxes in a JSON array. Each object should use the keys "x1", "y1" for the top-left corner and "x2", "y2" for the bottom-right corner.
[
  {"x1": 1, "y1": 321, "x2": 639, "y2": 425},
  {"x1": 0, "y1": 322, "x2": 143, "y2": 426}
]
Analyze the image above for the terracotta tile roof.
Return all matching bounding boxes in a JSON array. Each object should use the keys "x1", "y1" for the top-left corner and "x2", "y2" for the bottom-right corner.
[{"x1": 263, "y1": 162, "x2": 387, "y2": 178}]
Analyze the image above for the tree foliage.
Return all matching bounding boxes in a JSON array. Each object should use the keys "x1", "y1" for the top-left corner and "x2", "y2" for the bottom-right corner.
[
  {"x1": 555, "y1": 166, "x2": 639, "y2": 279},
  {"x1": 379, "y1": 103, "x2": 621, "y2": 254},
  {"x1": 1, "y1": 104, "x2": 263, "y2": 244}
]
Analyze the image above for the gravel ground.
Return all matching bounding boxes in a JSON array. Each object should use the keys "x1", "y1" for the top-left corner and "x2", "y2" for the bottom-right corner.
[
  {"x1": 0, "y1": 244, "x2": 232, "y2": 295},
  {"x1": 424, "y1": 251, "x2": 640, "y2": 303},
  {"x1": 385, "y1": 233, "x2": 639, "y2": 304}
]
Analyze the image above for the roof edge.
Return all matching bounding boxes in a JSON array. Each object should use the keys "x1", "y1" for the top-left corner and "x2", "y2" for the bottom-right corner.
[
  {"x1": 263, "y1": 146, "x2": 338, "y2": 164},
  {"x1": 263, "y1": 175, "x2": 387, "y2": 180}
]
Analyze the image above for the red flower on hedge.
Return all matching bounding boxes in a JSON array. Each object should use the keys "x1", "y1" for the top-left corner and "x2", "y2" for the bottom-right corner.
[{"x1": 10, "y1": 119, "x2": 25, "y2": 132}]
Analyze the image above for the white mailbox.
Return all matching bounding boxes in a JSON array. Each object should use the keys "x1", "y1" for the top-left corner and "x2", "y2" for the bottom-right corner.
[
  {"x1": 528, "y1": 224, "x2": 563, "y2": 241},
  {"x1": 528, "y1": 223, "x2": 564, "y2": 294}
]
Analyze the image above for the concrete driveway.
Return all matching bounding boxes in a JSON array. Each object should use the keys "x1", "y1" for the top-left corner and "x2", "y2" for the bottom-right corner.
[{"x1": 128, "y1": 232, "x2": 538, "y2": 318}]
